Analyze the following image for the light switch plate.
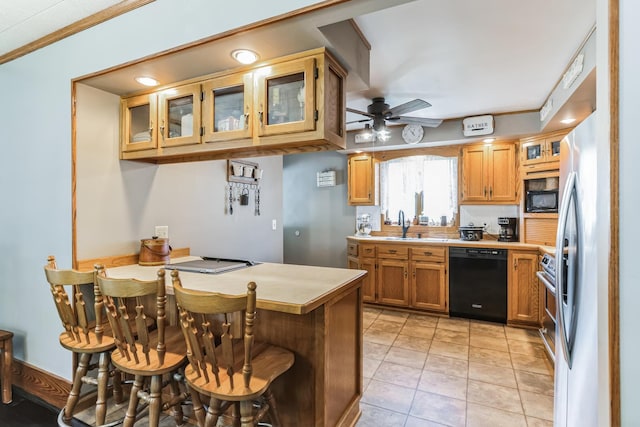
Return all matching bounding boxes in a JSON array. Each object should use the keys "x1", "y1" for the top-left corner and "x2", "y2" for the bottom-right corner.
[{"x1": 155, "y1": 225, "x2": 169, "y2": 238}]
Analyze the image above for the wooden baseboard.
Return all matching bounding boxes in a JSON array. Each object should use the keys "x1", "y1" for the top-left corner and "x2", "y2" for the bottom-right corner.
[{"x1": 12, "y1": 359, "x2": 71, "y2": 409}]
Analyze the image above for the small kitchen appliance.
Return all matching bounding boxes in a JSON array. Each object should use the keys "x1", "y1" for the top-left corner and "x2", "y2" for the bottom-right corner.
[
  {"x1": 458, "y1": 224, "x2": 484, "y2": 241},
  {"x1": 497, "y1": 217, "x2": 519, "y2": 242}
]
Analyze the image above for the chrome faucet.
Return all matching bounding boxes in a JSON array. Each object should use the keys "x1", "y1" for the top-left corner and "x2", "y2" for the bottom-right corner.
[{"x1": 398, "y1": 210, "x2": 410, "y2": 238}]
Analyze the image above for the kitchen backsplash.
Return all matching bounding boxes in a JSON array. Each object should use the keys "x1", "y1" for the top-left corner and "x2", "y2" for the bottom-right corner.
[
  {"x1": 356, "y1": 204, "x2": 519, "y2": 235},
  {"x1": 356, "y1": 206, "x2": 382, "y2": 232},
  {"x1": 459, "y1": 205, "x2": 519, "y2": 234}
]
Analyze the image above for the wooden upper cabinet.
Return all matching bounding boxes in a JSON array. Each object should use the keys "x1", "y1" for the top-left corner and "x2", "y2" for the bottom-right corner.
[
  {"x1": 461, "y1": 142, "x2": 517, "y2": 204},
  {"x1": 348, "y1": 154, "x2": 377, "y2": 205},
  {"x1": 460, "y1": 145, "x2": 488, "y2": 202},
  {"x1": 157, "y1": 83, "x2": 202, "y2": 147},
  {"x1": 519, "y1": 129, "x2": 569, "y2": 175},
  {"x1": 119, "y1": 47, "x2": 346, "y2": 163},
  {"x1": 254, "y1": 57, "x2": 316, "y2": 137},
  {"x1": 488, "y1": 143, "x2": 517, "y2": 201},
  {"x1": 202, "y1": 72, "x2": 253, "y2": 144},
  {"x1": 121, "y1": 93, "x2": 158, "y2": 152}
]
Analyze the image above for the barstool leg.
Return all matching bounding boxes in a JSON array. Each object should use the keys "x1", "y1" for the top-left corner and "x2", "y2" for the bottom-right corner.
[
  {"x1": 123, "y1": 375, "x2": 143, "y2": 427},
  {"x1": 239, "y1": 400, "x2": 254, "y2": 427},
  {"x1": 95, "y1": 352, "x2": 109, "y2": 425},
  {"x1": 204, "y1": 397, "x2": 222, "y2": 427},
  {"x1": 147, "y1": 375, "x2": 162, "y2": 427},
  {"x1": 188, "y1": 386, "x2": 205, "y2": 427},
  {"x1": 264, "y1": 387, "x2": 282, "y2": 427},
  {"x1": 168, "y1": 375, "x2": 184, "y2": 425},
  {"x1": 63, "y1": 352, "x2": 91, "y2": 424},
  {"x1": 1, "y1": 337, "x2": 12, "y2": 404}
]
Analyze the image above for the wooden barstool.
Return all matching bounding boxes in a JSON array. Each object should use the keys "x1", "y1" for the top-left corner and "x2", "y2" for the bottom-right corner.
[
  {"x1": 0, "y1": 330, "x2": 13, "y2": 404},
  {"x1": 171, "y1": 270, "x2": 294, "y2": 427},
  {"x1": 95, "y1": 265, "x2": 188, "y2": 427},
  {"x1": 44, "y1": 255, "x2": 122, "y2": 426}
]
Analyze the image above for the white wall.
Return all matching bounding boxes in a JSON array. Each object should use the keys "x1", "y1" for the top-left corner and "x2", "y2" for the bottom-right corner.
[
  {"x1": 76, "y1": 84, "x2": 283, "y2": 263},
  {"x1": 0, "y1": 0, "x2": 318, "y2": 380},
  {"x1": 618, "y1": 0, "x2": 640, "y2": 424}
]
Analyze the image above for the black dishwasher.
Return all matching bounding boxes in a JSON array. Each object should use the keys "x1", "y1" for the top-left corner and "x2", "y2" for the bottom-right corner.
[{"x1": 449, "y1": 247, "x2": 507, "y2": 323}]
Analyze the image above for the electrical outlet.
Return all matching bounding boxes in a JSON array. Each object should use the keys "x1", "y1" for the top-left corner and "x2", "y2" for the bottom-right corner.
[
  {"x1": 154, "y1": 225, "x2": 169, "y2": 238},
  {"x1": 272, "y1": 219, "x2": 277, "y2": 231}
]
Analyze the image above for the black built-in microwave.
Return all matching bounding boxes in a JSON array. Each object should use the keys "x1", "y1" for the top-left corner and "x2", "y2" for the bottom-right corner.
[{"x1": 526, "y1": 190, "x2": 558, "y2": 213}]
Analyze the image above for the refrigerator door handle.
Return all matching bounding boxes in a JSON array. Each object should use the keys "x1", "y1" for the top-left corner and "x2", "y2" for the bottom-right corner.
[{"x1": 555, "y1": 171, "x2": 577, "y2": 368}]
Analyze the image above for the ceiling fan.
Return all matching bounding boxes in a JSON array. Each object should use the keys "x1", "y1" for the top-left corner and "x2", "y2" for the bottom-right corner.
[{"x1": 346, "y1": 97, "x2": 443, "y2": 131}]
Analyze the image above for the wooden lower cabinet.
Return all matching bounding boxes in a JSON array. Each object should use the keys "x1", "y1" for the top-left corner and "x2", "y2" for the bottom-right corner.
[
  {"x1": 377, "y1": 259, "x2": 409, "y2": 306},
  {"x1": 508, "y1": 250, "x2": 540, "y2": 325},
  {"x1": 359, "y1": 258, "x2": 377, "y2": 303},
  {"x1": 411, "y1": 261, "x2": 447, "y2": 312}
]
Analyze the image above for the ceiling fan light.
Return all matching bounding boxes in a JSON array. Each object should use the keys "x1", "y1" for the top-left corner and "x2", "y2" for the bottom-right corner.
[{"x1": 376, "y1": 128, "x2": 390, "y2": 141}]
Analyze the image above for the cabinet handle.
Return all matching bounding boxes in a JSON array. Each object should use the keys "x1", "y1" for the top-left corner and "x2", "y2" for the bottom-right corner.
[
  {"x1": 413, "y1": 269, "x2": 416, "y2": 278},
  {"x1": 404, "y1": 269, "x2": 408, "y2": 279},
  {"x1": 484, "y1": 187, "x2": 487, "y2": 196},
  {"x1": 388, "y1": 249, "x2": 397, "y2": 254},
  {"x1": 514, "y1": 260, "x2": 518, "y2": 269},
  {"x1": 423, "y1": 251, "x2": 432, "y2": 256},
  {"x1": 244, "y1": 113, "x2": 250, "y2": 129},
  {"x1": 490, "y1": 187, "x2": 493, "y2": 198},
  {"x1": 160, "y1": 119, "x2": 165, "y2": 137}
]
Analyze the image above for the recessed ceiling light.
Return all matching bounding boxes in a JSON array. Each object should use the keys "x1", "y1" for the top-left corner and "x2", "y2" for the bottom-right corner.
[
  {"x1": 135, "y1": 76, "x2": 159, "y2": 87},
  {"x1": 560, "y1": 118, "x2": 576, "y2": 124},
  {"x1": 483, "y1": 138, "x2": 495, "y2": 143},
  {"x1": 231, "y1": 49, "x2": 259, "y2": 65}
]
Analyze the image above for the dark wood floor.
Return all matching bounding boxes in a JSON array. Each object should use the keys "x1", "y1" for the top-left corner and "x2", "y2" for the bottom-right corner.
[{"x1": 0, "y1": 388, "x2": 89, "y2": 427}]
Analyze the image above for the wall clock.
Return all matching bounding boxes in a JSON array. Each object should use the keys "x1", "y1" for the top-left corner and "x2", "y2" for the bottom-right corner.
[{"x1": 401, "y1": 124, "x2": 424, "y2": 144}]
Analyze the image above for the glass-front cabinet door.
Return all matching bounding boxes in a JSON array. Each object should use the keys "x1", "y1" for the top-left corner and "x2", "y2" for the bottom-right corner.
[
  {"x1": 521, "y1": 139, "x2": 546, "y2": 166},
  {"x1": 202, "y1": 73, "x2": 252, "y2": 143},
  {"x1": 547, "y1": 137, "x2": 562, "y2": 158},
  {"x1": 255, "y1": 57, "x2": 316, "y2": 137},
  {"x1": 157, "y1": 83, "x2": 202, "y2": 147},
  {"x1": 121, "y1": 94, "x2": 157, "y2": 152}
]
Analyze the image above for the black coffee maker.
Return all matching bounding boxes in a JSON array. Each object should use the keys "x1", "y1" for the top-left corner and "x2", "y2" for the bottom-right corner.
[{"x1": 498, "y1": 217, "x2": 518, "y2": 242}]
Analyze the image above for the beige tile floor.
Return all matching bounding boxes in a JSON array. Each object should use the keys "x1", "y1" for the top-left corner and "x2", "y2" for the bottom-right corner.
[{"x1": 357, "y1": 306, "x2": 555, "y2": 427}]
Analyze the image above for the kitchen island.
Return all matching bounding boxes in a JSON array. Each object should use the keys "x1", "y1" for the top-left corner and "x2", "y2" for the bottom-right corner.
[{"x1": 106, "y1": 257, "x2": 366, "y2": 427}]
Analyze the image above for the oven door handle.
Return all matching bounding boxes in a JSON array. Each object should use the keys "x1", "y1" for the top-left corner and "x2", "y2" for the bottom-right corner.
[{"x1": 536, "y1": 271, "x2": 556, "y2": 296}]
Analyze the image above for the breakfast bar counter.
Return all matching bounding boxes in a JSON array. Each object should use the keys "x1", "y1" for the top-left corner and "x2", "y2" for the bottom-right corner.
[{"x1": 106, "y1": 257, "x2": 366, "y2": 427}]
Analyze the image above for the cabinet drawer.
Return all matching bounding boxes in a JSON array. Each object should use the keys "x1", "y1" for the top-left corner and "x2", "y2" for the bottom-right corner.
[
  {"x1": 360, "y1": 244, "x2": 376, "y2": 258},
  {"x1": 410, "y1": 246, "x2": 446, "y2": 263},
  {"x1": 347, "y1": 242, "x2": 358, "y2": 257},
  {"x1": 377, "y1": 245, "x2": 409, "y2": 259}
]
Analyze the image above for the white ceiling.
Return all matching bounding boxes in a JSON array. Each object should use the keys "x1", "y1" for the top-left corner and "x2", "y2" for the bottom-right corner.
[
  {"x1": 0, "y1": 0, "x2": 121, "y2": 55},
  {"x1": 0, "y1": 0, "x2": 596, "y2": 131}
]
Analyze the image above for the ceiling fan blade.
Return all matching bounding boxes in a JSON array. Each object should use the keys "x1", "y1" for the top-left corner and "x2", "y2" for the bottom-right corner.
[
  {"x1": 346, "y1": 118, "x2": 372, "y2": 125},
  {"x1": 346, "y1": 107, "x2": 374, "y2": 118},
  {"x1": 386, "y1": 99, "x2": 432, "y2": 117},
  {"x1": 390, "y1": 116, "x2": 443, "y2": 128}
]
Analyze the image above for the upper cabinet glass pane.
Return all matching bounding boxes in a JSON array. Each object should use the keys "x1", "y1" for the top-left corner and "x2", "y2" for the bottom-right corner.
[
  {"x1": 214, "y1": 86, "x2": 245, "y2": 132},
  {"x1": 550, "y1": 140, "x2": 561, "y2": 156},
  {"x1": 168, "y1": 95, "x2": 194, "y2": 138},
  {"x1": 267, "y1": 72, "x2": 305, "y2": 125},
  {"x1": 129, "y1": 104, "x2": 151, "y2": 143},
  {"x1": 526, "y1": 144, "x2": 542, "y2": 160}
]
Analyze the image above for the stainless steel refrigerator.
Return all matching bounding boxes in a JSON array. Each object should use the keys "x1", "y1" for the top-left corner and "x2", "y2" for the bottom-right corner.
[{"x1": 554, "y1": 112, "x2": 598, "y2": 426}]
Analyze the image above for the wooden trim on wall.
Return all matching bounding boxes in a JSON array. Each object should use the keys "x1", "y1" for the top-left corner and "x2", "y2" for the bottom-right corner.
[
  {"x1": 609, "y1": 0, "x2": 620, "y2": 424},
  {"x1": 0, "y1": 0, "x2": 156, "y2": 65},
  {"x1": 76, "y1": 247, "x2": 190, "y2": 271},
  {"x1": 12, "y1": 359, "x2": 71, "y2": 409}
]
